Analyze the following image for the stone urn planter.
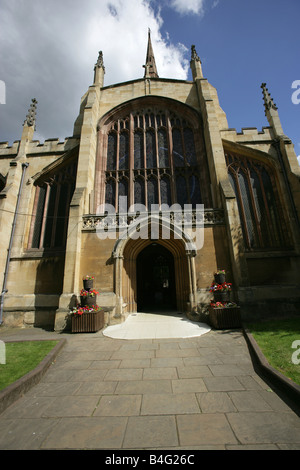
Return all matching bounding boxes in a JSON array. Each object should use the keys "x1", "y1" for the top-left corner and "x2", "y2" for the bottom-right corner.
[
  {"x1": 83, "y1": 278, "x2": 94, "y2": 290},
  {"x1": 214, "y1": 272, "x2": 226, "y2": 284},
  {"x1": 213, "y1": 291, "x2": 230, "y2": 302},
  {"x1": 80, "y1": 292, "x2": 98, "y2": 307}
]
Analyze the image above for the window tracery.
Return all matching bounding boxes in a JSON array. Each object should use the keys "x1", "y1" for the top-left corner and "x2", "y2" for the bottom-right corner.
[
  {"x1": 29, "y1": 160, "x2": 77, "y2": 249},
  {"x1": 226, "y1": 153, "x2": 291, "y2": 250},
  {"x1": 101, "y1": 106, "x2": 204, "y2": 211}
]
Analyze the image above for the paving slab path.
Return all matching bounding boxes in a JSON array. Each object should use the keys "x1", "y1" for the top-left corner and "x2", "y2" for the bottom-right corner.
[{"x1": 0, "y1": 323, "x2": 300, "y2": 450}]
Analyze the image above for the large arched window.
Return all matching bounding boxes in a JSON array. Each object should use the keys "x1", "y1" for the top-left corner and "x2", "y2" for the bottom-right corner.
[
  {"x1": 96, "y1": 100, "x2": 210, "y2": 212},
  {"x1": 29, "y1": 159, "x2": 77, "y2": 249},
  {"x1": 226, "y1": 153, "x2": 291, "y2": 250}
]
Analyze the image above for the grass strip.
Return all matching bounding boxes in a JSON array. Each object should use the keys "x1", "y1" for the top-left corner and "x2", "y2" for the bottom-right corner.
[
  {"x1": 247, "y1": 318, "x2": 300, "y2": 386},
  {"x1": 0, "y1": 340, "x2": 58, "y2": 391}
]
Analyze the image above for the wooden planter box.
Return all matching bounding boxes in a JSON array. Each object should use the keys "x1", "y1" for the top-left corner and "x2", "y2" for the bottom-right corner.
[
  {"x1": 71, "y1": 310, "x2": 104, "y2": 333},
  {"x1": 209, "y1": 306, "x2": 241, "y2": 329}
]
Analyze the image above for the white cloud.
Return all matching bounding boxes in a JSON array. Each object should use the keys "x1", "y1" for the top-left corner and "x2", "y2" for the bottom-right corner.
[
  {"x1": 169, "y1": 0, "x2": 206, "y2": 15},
  {"x1": 0, "y1": 0, "x2": 189, "y2": 143},
  {"x1": 297, "y1": 155, "x2": 300, "y2": 166}
]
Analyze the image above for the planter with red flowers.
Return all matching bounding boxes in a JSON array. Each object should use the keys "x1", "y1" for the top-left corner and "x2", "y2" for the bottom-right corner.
[
  {"x1": 71, "y1": 305, "x2": 104, "y2": 333},
  {"x1": 80, "y1": 288, "x2": 99, "y2": 307},
  {"x1": 208, "y1": 301, "x2": 241, "y2": 329},
  {"x1": 71, "y1": 276, "x2": 104, "y2": 333},
  {"x1": 82, "y1": 275, "x2": 95, "y2": 291},
  {"x1": 208, "y1": 270, "x2": 241, "y2": 329},
  {"x1": 209, "y1": 277, "x2": 232, "y2": 302}
]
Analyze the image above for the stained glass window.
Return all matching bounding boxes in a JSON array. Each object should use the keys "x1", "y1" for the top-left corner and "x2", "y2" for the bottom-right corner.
[
  {"x1": 107, "y1": 132, "x2": 117, "y2": 170},
  {"x1": 31, "y1": 185, "x2": 47, "y2": 248},
  {"x1": 30, "y1": 161, "x2": 77, "y2": 249},
  {"x1": 227, "y1": 153, "x2": 289, "y2": 249},
  {"x1": 184, "y1": 128, "x2": 197, "y2": 165},
  {"x1": 160, "y1": 176, "x2": 171, "y2": 206},
  {"x1": 147, "y1": 176, "x2": 158, "y2": 208},
  {"x1": 176, "y1": 175, "x2": 187, "y2": 208},
  {"x1": 146, "y1": 130, "x2": 156, "y2": 168},
  {"x1": 105, "y1": 179, "x2": 116, "y2": 207},
  {"x1": 172, "y1": 128, "x2": 184, "y2": 167},
  {"x1": 158, "y1": 129, "x2": 169, "y2": 168},
  {"x1": 119, "y1": 131, "x2": 129, "y2": 170},
  {"x1": 134, "y1": 177, "x2": 145, "y2": 207},
  {"x1": 118, "y1": 178, "x2": 128, "y2": 211},
  {"x1": 238, "y1": 171, "x2": 257, "y2": 248},
  {"x1": 134, "y1": 131, "x2": 144, "y2": 169},
  {"x1": 103, "y1": 106, "x2": 203, "y2": 211},
  {"x1": 189, "y1": 175, "x2": 201, "y2": 207}
]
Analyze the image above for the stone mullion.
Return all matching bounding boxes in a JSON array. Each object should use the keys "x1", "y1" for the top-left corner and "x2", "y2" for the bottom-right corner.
[
  {"x1": 154, "y1": 117, "x2": 161, "y2": 208},
  {"x1": 244, "y1": 168, "x2": 263, "y2": 247},
  {"x1": 39, "y1": 182, "x2": 51, "y2": 249},
  {"x1": 232, "y1": 170, "x2": 251, "y2": 249},
  {"x1": 62, "y1": 182, "x2": 72, "y2": 246},
  {"x1": 167, "y1": 113, "x2": 176, "y2": 205},
  {"x1": 50, "y1": 179, "x2": 61, "y2": 248},
  {"x1": 129, "y1": 114, "x2": 134, "y2": 211},
  {"x1": 256, "y1": 168, "x2": 278, "y2": 246},
  {"x1": 27, "y1": 186, "x2": 41, "y2": 248},
  {"x1": 116, "y1": 121, "x2": 120, "y2": 212},
  {"x1": 143, "y1": 114, "x2": 148, "y2": 210}
]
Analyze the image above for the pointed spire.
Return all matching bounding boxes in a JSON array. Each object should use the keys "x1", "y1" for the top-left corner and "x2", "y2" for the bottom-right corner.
[
  {"x1": 94, "y1": 51, "x2": 105, "y2": 72},
  {"x1": 24, "y1": 98, "x2": 37, "y2": 127},
  {"x1": 190, "y1": 45, "x2": 203, "y2": 80},
  {"x1": 261, "y1": 83, "x2": 278, "y2": 114},
  {"x1": 143, "y1": 28, "x2": 159, "y2": 78},
  {"x1": 94, "y1": 50, "x2": 105, "y2": 86},
  {"x1": 261, "y1": 83, "x2": 286, "y2": 137}
]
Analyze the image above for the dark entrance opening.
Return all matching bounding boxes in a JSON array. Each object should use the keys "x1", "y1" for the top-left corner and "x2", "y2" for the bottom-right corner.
[{"x1": 136, "y1": 243, "x2": 176, "y2": 312}]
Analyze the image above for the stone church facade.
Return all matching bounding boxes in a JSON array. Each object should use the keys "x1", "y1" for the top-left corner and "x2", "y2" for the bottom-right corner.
[{"x1": 1, "y1": 34, "x2": 299, "y2": 330}]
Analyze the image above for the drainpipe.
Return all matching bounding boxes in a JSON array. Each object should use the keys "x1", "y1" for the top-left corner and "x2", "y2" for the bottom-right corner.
[{"x1": 0, "y1": 162, "x2": 29, "y2": 325}]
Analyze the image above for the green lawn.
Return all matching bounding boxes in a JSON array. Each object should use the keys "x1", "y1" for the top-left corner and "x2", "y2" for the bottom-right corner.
[
  {"x1": 0, "y1": 340, "x2": 58, "y2": 391},
  {"x1": 246, "y1": 318, "x2": 300, "y2": 386}
]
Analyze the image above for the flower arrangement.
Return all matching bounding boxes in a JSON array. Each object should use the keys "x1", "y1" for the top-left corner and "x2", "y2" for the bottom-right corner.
[
  {"x1": 71, "y1": 304, "x2": 102, "y2": 315},
  {"x1": 210, "y1": 301, "x2": 237, "y2": 309},
  {"x1": 214, "y1": 269, "x2": 225, "y2": 275},
  {"x1": 83, "y1": 275, "x2": 94, "y2": 280},
  {"x1": 80, "y1": 288, "x2": 99, "y2": 297},
  {"x1": 209, "y1": 282, "x2": 232, "y2": 293}
]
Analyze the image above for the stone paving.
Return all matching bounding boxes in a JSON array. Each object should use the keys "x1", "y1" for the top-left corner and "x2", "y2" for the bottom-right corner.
[{"x1": 0, "y1": 325, "x2": 300, "y2": 450}]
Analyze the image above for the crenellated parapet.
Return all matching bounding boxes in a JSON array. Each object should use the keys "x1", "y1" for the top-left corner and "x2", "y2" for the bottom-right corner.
[
  {"x1": 0, "y1": 137, "x2": 79, "y2": 164},
  {"x1": 220, "y1": 126, "x2": 273, "y2": 143}
]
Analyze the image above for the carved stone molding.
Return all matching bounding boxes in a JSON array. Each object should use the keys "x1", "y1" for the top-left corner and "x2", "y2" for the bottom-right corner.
[{"x1": 82, "y1": 208, "x2": 225, "y2": 231}]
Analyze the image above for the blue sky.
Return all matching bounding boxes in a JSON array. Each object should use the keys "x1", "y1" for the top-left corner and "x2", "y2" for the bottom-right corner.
[{"x1": 0, "y1": 0, "x2": 299, "y2": 161}]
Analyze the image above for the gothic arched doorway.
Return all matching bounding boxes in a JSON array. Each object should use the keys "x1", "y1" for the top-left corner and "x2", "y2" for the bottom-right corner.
[
  {"x1": 136, "y1": 243, "x2": 176, "y2": 312},
  {"x1": 112, "y1": 216, "x2": 198, "y2": 316}
]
